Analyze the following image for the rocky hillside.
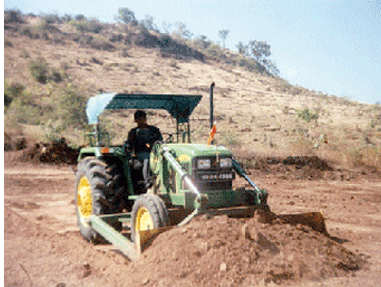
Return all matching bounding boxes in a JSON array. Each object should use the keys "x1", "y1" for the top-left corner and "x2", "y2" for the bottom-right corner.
[{"x1": 4, "y1": 11, "x2": 381, "y2": 171}]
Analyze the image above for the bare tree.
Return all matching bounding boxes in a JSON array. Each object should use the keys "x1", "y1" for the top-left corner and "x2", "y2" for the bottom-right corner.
[
  {"x1": 236, "y1": 41, "x2": 248, "y2": 55},
  {"x1": 173, "y1": 22, "x2": 193, "y2": 39},
  {"x1": 218, "y1": 29, "x2": 229, "y2": 48},
  {"x1": 115, "y1": 8, "x2": 136, "y2": 24},
  {"x1": 248, "y1": 40, "x2": 271, "y2": 64},
  {"x1": 140, "y1": 15, "x2": 158, "y2": 32}
]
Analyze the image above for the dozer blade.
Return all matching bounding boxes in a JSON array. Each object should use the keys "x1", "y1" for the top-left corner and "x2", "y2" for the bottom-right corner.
[
  {"x1": 258, "y1": 210, "x2": 328, "y2": 235},
  {"x1": 138, "y1": 226, "x2": 173, "y2": 252},
  {"x1": 276, "y1": 212, "x2": 328, "y2": 235}
]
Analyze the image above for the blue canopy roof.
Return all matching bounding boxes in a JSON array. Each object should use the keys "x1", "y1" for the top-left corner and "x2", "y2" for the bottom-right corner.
[{"x1": 86, "y1": 93, "x2": 203, "y2": 124}]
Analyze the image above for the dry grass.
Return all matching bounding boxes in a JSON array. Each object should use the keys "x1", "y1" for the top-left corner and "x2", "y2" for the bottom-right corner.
[{"x1": 4, "y1": 17, "x2": 381, "y2": 171}]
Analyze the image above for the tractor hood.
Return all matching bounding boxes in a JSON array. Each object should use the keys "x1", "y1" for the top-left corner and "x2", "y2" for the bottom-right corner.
[
  {"x1": 86, "y1": 93, "x2": 202, "y2": 124},
  {"x1": 164, "y1": 143, "x2": 233, "y2": 159}
]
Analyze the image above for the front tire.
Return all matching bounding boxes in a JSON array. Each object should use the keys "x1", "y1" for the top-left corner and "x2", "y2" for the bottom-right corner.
[
  {"x1": 131, "y1": 194, "x2": 169, "y2": 245},
  {"x1": 75, "y1": 157, "x2": 125, "y2": 243}
]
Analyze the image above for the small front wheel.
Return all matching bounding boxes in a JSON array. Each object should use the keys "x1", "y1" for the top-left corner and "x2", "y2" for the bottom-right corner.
[{"x1": 131, "y1": 194, "x2": 169, "y2": 246}]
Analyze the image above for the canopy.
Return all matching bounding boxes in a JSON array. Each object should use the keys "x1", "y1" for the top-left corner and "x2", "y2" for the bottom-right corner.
[{"x1": 86, "y1": 93, "x2": 203, "y2": 124}]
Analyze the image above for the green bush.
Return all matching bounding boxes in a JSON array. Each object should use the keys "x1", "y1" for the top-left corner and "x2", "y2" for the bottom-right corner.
[
  {"x1": 51, "y1": 69, "x2": 63, "y2": 83},
  {"x1": 69, "y1": 19, "x2": 90, "y2": 32},
  {"x1": 29, "y1": 57, "x2": 49, "y2": 83},
  {"x1": 206, "y1": 44, "x2": 223, "y2": 58},
  {"x1": 297, "y1": 107, "x2": 319, "y2": 123},
  {"x1": 21, "y1": 27, "x2": 34, "y2": 38},
  {"x1": 41, "y1": 120, "x2": 64, "y2": 143},
  {"x1": 56, "y1": 84, "x2": 88, "y2": 128},
  {"x1": 69, "y1": 18, "x2": 102, "y2": 33},
  {"x1": 6, "y1": 91, "x2": 41, "y2": 125},
  {"x1": 236, "y1": 55, "x2": 260, "y2": 72},
  {"x1": 4, "y1": 82, "x2": 25, "y2": 108}
]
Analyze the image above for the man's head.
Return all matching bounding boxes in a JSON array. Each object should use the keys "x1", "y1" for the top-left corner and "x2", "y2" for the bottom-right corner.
[{"x1": 134, "y1": 110, "x2": 147, "y2": 127}]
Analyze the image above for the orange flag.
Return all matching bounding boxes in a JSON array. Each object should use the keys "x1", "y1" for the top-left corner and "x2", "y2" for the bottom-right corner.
[{"x1": 207, "y1": 122, "x2": 217, "y2": 145}]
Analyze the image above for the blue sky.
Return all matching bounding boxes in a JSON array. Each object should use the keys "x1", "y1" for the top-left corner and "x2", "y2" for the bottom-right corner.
[{"x1": 4, "y1": 0, "x2": 381, "y2": 104}]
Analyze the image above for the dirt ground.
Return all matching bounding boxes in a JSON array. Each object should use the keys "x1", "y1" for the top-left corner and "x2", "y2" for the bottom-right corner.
[{"x1": 4, "y1": 151, "x2": 381, "y2": 287}]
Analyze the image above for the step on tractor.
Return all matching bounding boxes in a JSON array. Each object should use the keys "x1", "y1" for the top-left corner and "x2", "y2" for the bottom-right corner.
[{"x1": 75, "y1": 84, "x2": 327, "y2": 261}]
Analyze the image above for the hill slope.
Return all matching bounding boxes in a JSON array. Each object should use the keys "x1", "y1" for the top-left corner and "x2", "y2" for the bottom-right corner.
[{"x1": 4, "y1": 14, "x2": 381, "y2": 171}]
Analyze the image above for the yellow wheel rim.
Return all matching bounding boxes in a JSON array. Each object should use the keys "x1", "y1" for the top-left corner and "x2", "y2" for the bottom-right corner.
[
  {"x1": 77, "y1": 176, "x2": 92, "y2": 220},
  {"x1": 136, "y1": 207, "x2": 154, "y2": 232},
  {"x1": 135, "y1": 207, "x2": 155, "y2": 246}
]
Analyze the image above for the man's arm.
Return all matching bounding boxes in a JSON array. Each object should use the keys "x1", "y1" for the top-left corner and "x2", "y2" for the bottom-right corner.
[
  {"x1": 125, "y1": 128, "x2": 136, "y2": 152},
  {"x1": 146, "y1": 126, "x2": 162, "y2": 148},
  {"x1": 151, "y1": 126, "x2": 163, "y2": 142}
]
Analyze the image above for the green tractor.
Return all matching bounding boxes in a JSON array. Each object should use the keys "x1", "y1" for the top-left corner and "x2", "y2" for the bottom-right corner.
[{"x1": 75, "y1": 89, "x2": 326, "y2": 260}]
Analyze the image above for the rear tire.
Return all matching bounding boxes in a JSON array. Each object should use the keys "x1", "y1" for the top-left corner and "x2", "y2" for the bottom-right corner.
[
  {"x1": 75, "y1": 157, "x2": 126, "y2": 243},
  {"x1": 131, "y1": 194, "x2": 169, "y2": 244}
]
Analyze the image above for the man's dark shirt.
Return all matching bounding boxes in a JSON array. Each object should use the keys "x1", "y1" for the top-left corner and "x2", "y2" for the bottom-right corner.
[{"x1": 126, "y1": 125, "x2": 163, "y2": 154}]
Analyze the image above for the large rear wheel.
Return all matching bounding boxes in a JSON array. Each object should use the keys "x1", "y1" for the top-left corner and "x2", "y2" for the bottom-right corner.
[
  {"x1": 131, "y1": 194, "x2": 169, "y2": 246},
  {"x1": 75, "y1": 157, "x2": 126, "y2": 243}
]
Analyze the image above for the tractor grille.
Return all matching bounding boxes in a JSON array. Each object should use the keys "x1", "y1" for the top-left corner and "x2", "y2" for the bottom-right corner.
[
  {"x1": 189, "y1": 156, "x2": 235, "y2": 191},
  {"x1": 196, "y1": 180, "x2": 232, "y2": 191},
  {"x1": 195, "y1": 172, "x2": 234, "y2": 191}
]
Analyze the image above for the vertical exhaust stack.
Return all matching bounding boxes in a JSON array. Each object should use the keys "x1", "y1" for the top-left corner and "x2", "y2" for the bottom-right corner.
[
  {"x1": 210, "y1": 82, "x2": 215, "y2": 129},
  {"x1": 210, "y1": 82, "x2": 215, "y2": 145}
]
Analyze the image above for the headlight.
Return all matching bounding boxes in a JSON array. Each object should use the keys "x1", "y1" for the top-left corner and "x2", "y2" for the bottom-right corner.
[
  {"x1": 220, "y1": 158, "x2": 232, "y2": 168},
  {"x1": 197, "y1": 159, "x2": 211, "y2": 169}
]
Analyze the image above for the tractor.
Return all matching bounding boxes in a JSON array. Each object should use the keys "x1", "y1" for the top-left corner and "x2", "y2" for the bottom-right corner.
[{"x1": 75, "y1": 87, "x2": 327, "y2": 260}]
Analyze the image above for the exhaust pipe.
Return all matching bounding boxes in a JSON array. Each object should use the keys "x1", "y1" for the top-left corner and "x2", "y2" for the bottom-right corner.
[{"x1": 210, "y1": 82, "x2": 215, "y2": 129}]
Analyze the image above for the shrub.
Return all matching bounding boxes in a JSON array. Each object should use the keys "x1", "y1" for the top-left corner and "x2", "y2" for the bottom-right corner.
[
  {"x1": 89, "y1": 36, "x2": 115, "y2": 51},
  {"x1": 4, "y1": 82, "x2": 25, "y2": 108},
  {"x1": 21, "y1": 27, "x2": 34, "y2": 38},
  {"x1": 193, "y1": 35, "x2": 212, "y2": 51},
  {"x1": 69, "y1": 18, "x2": 103, "y2": 33},
  {"x1": 5, "y1": 90, "x2": 41, "y2": 125},
  {"x1": 4, "y1": 40, "x2": 13, "y2": 47},
  {"x1": 51, "y1": 69, "x2": 63, "y2": 83},
  {"x1": 206, "y1": 44, "x2": 223, "y2": 58},
  {"x1": 40, "y1": 13, "x2": 61, "y2": 24},
  {"x1": 236, "y1": 55, "x2": 260, "y2": 72},
  {"x1": 87, "y1": 18, "x2": 103, "y2": 33},
  {"x1": 69, "y1": 19, "x2": 90, "y2": 32},
  {"x1": 56, "y1": 84, "x2": 88, "y2": 128},
  {"x1": 346, "y1": 147, "x2": 364, "y2": 167},
  {"x1": 61, "y1": 14, "x2": 73, "y2": 22},
  {"x1": 4, "y1": 9, "x2": 24, "y2": 24},
  {"x1": 297, "y1": 107, "x2": 319, "y2": 123},
  {"x1": 19, "y1": 50, "x2": 30, "y2": 58},
  {"x1": 41, "y1": 120, "x2": 64, "y2": 143},
  {"x1": 29, "y1": 57, "x2": 49, "y2": 83}
]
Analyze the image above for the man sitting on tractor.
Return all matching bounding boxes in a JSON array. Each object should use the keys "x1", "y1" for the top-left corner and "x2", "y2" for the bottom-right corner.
[{"x1": 125, "y1": 110, "x2": 163, "y2": 188}]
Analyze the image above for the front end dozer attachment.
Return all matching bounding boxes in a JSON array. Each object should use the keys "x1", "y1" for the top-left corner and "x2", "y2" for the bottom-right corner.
[
  {"x1": 277, "y1": 212, "x2": 328, "y2": 234},
  {"x1": 258, "y1": 209, "x2": 328, "y2": 235}
]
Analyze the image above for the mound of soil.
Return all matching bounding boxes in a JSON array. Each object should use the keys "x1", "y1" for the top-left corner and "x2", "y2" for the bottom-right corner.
[
  {"x1": 124, "y1": 215, "x2": 366, "y2": 287},
  {"x1": 4, "y1": 133, "x2": 27, "y2": 151},
  {"x1": 21, "y1": 138, "x2": 79, "y2": 165},
  {"x1": 283, "y1": 156, "x2": 333, "y2": 171},
  {"x1": 243, "y1": 155, "x2": 338, "y2": 180}
]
